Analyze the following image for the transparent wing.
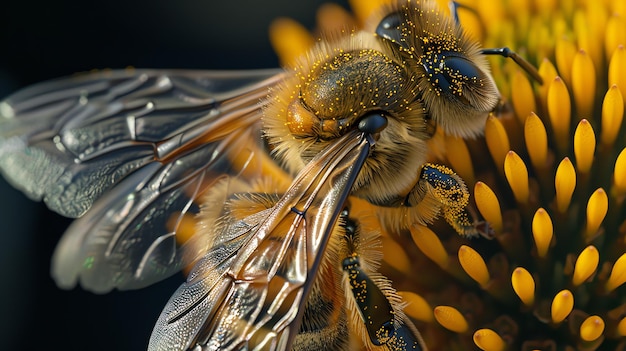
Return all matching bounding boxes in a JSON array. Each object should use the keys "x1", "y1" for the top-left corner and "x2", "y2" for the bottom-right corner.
[
  {"x1": 149, "y1": 131, "x2": 373, "y2": 351},
  {"x1": 0, "y1": 68, "x2": 286, "y2": 292}
]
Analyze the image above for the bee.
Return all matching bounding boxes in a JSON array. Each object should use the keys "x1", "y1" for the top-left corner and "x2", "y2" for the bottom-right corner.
[{"x1": 0, "y1": 0, "x2": 536, "y2": 350}]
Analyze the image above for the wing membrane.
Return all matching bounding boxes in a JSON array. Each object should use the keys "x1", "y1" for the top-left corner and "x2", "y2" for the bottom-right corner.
[
  {"x1": 0, "y1": 68, "x2": 282, "y2": 217},
  {"x1": 0, "y1": 69, "x2": 287, "y2": 292},
  {"x1": 149, "y1": 132, "x2": 373, "y2": 351}
]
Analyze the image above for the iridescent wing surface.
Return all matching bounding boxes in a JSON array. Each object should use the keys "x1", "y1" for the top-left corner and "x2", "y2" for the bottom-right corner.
[
  {"x1": 149, "y1": 131, "x2": 373, "y2": 351},
  {"x1": 0, "y1": 69, "x2": 284, "y2": 292}
]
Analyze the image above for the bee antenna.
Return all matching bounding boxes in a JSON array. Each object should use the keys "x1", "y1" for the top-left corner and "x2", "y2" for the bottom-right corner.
[
  {"x1": 448, "y1": 1, "x2": 543, "y2": 85},
  {"x1": 481, "y1": 47, "x2": 544, "y2": 84}
]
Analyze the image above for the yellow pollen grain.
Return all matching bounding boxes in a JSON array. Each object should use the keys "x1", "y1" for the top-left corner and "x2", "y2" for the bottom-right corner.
[
  {"x1": 556, "y1": 36, "x2": 577, "y2": 87},
  {"x1": 551, "y1": 289, "x2": 574, "y2": 323},
  {"x1": 504, "y1": 151, "x2": 530, "y2": 204},
  {"x1": 547, "y1": 76, "x2": 572, "y2": 152},
  {"x1": 571, "y1": 50, "x2": 596, "y2": 118},
  {"x1": 619, "y1": 317, "x2": 626, "y2": 336},
  {"x1": 473, "y1": 328, "x2": 506, "y2": 351},
  {"x1": 572, "y1": 245, "x2": 600, "y2": 286},
  {"x1": 609, "y1": 45, "x2": 626, "y2": 103},
  {"x1": 606, "y1": 14, "x2": 626, "y2": 61},
  {"x1": 458, "y1": 245, "x2": 490, "y2": 288},
  {"x1": 511, "y1": 267, "x2": 535, "y2": 306},
  {"x1": 532, "y1": 208, "x2": 553, "y2": 258},
  {"x1": 398, "y1": 291, "x2": 434, "y2": 322},
  {"x1": 605, "y1": 253, "x2": 626, "y2": 292},
  {"x1": 585, "y1": 188, "x2": 608, "y2": 241},
  {"x1": 474, "y1": 182, "x2": 503, "y2": 233},
  {"x1": 615, "y1": 148, "x2": 626, "y2": 193},
  {"x1": 573, "y1": 119, "x2": 596, "y2": 175},
  {"x1": 434, "y1": 306, "x2": 469, "y2": 333},
  {"x1": 410, "y1": 225, "x2": 449, "y2": 269},
  {"x1": 555, "y1": 157, "x2": 576, "y2": 213},
  {"x1": 511, "y1": 70, "x2": 537, "y2": 125},
  {"x1": 524, "y1": 112, "x2": 548, "y2": 170},
  {"x1": 580, "y1": 315, "x2": 605, "y2": 342},
  {"x1": 601, "y1": 85, "x2": 625, "y2": 147},
  {"x1": 269, "y1": 18, "x2": 314, "y2": 66}
]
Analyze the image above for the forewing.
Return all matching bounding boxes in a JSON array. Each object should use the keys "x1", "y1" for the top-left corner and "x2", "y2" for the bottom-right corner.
[
  {"x1": 149, "y1": 132, "x2": 373, "y2": 351},
  {"x1": 0, "y1": 68, "x2": 282, "y2": 217},
  {"x1": 0, "y1": 69, "x2": 286, "y2": 292}
]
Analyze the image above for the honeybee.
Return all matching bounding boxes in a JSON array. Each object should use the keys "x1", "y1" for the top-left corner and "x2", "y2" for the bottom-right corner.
[{"x1": 0, "y1": 0, "x2": 531, "y2": 350}]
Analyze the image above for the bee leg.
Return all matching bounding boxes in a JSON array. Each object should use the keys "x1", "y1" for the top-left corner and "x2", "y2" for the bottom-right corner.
[
  {"x1": 341, "y1": 215, "x2": 427, "y2": 350},
  {"x1": 412, "y1": 163, "x2": 481, "y2": 237}
]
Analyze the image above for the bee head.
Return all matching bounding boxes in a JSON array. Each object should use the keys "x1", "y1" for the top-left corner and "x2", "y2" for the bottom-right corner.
[{"x1": 373, "y1": 0, "x2": 500, "y2": 138}]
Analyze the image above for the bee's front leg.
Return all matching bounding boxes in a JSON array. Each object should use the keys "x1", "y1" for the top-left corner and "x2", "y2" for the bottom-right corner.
[{"x1": 376, "y1": 163, "x2": 489, "y2": 237}]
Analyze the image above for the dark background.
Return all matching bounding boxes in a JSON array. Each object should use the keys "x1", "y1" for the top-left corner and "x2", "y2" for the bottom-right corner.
[{"x1": 0, "y1": 1, "x2": 348, "y2": 350}]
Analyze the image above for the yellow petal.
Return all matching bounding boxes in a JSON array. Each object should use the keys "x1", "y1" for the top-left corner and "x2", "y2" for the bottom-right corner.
[
  {"x1": 348, "y1": 0, "x2": 389, "y2": 25},
  {"x1": 585, "y1": 188, "x2": 608, "y2": 241},
  {"x1": 458, "y1": 245, "x2": 490, "y2": 288},
  {"x1": 398, "y1": 291, "x2": 434, "y2": 323},
  {"x1": 601, "y1": 85, "x2": 624, "y2": 147},
  {"x1": 572, "y1": 245, "x2": 600, "y2": 286},
  {"x1": 316, "y1": 3, "x2": 356, "y2": 34},
  {"x1": 614, "y1": 148, "x2": 626, "y2": 194},
  {"x1": 609, "y1": 45, "x2": 626, "y2": 104},
  {"x1": 473, "y1": 329, "x2": 506, "y2": 351},
  {"x1": 571, "y1": 50, "x2": 596, "y2": 118},
  {"x1": 555, "y1": 157, "x2": 576, "y2": 213},
  {"x1": 511, "y1": 70, "x2": 537, "y2": 125},
  {"x1": 410, "y1": 225, "x2": 449, "y2": 269},
  {"x1": 511, "y1": 267, "x2": 535, "y2": 306},
  {"x1": 547, "y1": 76, "x2": 572, "y2": 152},
  {"x1": 504, "y1": 151, "x2": 530, "y2": 204},
  {"x1": 269, "y1": 18, "x2": 314, "y2": 66},
  {"x1": 524, "y1": 112, "x2": 549, "y2": 170},
  {"x1": 618, "y1": 316, "x2": 626, "y2": 336},
  {"x1": 532, "y1": 208, "x2": 553, "y2": 258},
  {"x1": 538, "y1": 59, "x2": 559, "y2": 107},
  {"x1": 434, "y1": 306, "x2": 469, "y2": 333},
  {"x1": 551, "y1": 289, "x2": 574, "y2": 323},
  {"x1": 574, "y1": 10, "x2": 603, "y2": 73},
  {"x1": 474, "y1": 182, "x2": 503, "y2": 234},
  {"x1": 381, "y1": 236, "x2": 412, "y2": 274},
  {"x1": 445, "y1": 134, "x2": 475, "y2": 185},
  {"x1": 573, "y1": 119, "x2": 596, "y2": 175},
  {"x1": 606, "y1": 14, "x2": 626, "y2": 61},
  {"x1": 555, "y1": 36, "x2": 577, "y2": 87},
  {"x1": 605, "y1": 253, "x2": 626, "y2": 292},
  {"x1": 579, "y1": 315, "x2": 605, "y2": 342},
  {"x1": 485, "y1": 115, "x2": 510, "y2": 172}
]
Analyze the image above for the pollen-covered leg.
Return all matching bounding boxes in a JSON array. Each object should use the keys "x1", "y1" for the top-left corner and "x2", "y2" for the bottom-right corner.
[
  {"x1": 377, "y1": 163, "x2": 481, "y2": 237},
  {"x1": 340, "y1": 214, "x2": 426, "y2": 350},
  {"x1": 417, "y1": 163, "x2": 479, "y2": 237}
]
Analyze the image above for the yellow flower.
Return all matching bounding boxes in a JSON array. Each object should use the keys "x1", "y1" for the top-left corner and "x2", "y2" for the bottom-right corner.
[{"x1": 271, "y1": 0, "x2": 626, "y2": 349}]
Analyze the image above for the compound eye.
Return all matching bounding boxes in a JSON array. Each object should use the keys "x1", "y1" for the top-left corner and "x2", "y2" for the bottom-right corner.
[
  {"x1": 426, "y1": 54, "x2": 481, "y2": 103},
  {"x1": 375, "y1": 12, "x2": 407, "y2": 49}
]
